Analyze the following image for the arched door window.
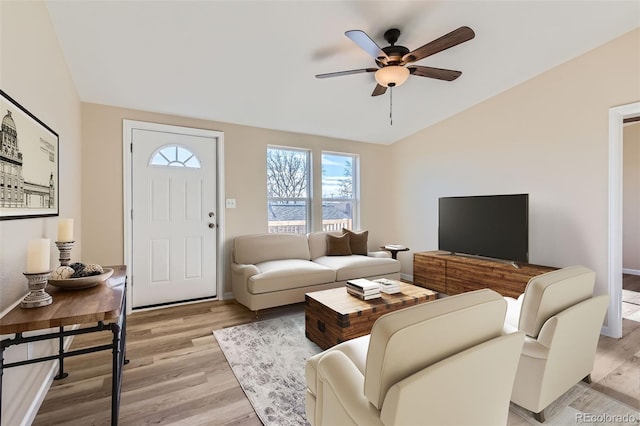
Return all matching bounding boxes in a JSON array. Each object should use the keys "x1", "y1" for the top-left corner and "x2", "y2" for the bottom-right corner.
[{"x1": 149, "y1": 145, "x2": 201, "y2": 168}]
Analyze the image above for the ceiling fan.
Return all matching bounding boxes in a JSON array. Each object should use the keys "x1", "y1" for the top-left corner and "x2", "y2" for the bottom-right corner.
[{"x1": 316, "y1": 26, "x2": 475, "y2": 96}]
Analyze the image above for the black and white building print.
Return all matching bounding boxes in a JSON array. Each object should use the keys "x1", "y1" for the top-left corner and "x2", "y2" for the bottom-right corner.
[{"x1": 1, "y1": 110, "x2": 55, "y2": 209}]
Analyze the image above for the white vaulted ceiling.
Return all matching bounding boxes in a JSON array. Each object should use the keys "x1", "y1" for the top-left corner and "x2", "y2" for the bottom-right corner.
[{"x1": 45, "y1": 1, "x2": 640, "y2": 144}]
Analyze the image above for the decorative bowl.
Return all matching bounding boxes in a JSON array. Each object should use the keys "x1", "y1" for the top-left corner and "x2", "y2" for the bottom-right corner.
[{"x1": 48, "y1": 268, "x2": 114, "y2": 290}]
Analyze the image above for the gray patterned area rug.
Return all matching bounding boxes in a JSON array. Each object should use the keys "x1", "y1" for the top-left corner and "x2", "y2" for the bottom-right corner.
[
  {"x1": 213, "y1": 313, "x2": 321, "y2": 426},
  {"x1": 214, "y1": 313, "x2": 638, "y2": 426}
]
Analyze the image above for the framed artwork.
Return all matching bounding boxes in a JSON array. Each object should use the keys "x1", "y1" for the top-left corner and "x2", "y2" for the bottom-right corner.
[{"x1": 0, "y1": 90, "x2": 59, "y2": 220}]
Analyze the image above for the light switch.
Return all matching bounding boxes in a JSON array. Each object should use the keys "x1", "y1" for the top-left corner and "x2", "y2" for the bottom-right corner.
[{"x1": 226, "y1": 198, "x2": 237, "y2": 209}]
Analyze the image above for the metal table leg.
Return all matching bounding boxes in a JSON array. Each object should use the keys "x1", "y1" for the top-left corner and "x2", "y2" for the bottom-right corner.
[{"x1": 54, "y1": 326, "x2": 68, "y2": 380}]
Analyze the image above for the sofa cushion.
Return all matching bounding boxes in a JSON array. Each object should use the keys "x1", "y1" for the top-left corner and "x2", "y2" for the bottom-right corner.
[
  {"x1": 327, "y1": 233, "x2": 352, "y2": 256},
  {"x1": 313, "y1": 255, "x2": 400, "y2": 281},
  {"x1": 343, "y1": 228, "x2": 368, "y2": 255},
  {"x1": 308, "y1": 231, "x2": 342, "y2": 260},
  {"x1": 248, "y1": 259, "x2": 336, "y2": 294},
  {"x1": 234, "y1": 233, "x2": 311, "y2": 264}
]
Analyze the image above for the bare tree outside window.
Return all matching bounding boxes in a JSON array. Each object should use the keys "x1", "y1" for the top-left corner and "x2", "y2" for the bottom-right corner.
[
  {"x1": 267, "y1": 148, "x2": 308, "y2": 199},
  {"x1": 267, "y1": 147, "x2": 311, "y2": 233}
]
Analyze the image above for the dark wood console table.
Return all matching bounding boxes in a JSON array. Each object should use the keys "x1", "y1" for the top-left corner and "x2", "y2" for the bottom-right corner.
[
  {"x1": 413, "y1": 251, "x2": 556, "y2": 298},
  {"x1": 0, "y1": 265, "x2": 127, "y2": 426}
]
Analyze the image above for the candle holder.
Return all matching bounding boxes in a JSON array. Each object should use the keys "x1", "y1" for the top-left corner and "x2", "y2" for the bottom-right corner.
[
  {"x1": 55, "y1": 241, "x2": 75, "y2": 266},
  {"x1": 21, "y1": 271, "x2": 53, "y2": 308}
]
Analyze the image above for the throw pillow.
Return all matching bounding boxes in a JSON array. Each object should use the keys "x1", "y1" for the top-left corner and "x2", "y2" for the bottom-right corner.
[
  {"x1": 326, "y1": 233, "x2": 352, "y2": 256},
  {"x1": 343, "y1": 228, "x2": 368, "y2": 255}
]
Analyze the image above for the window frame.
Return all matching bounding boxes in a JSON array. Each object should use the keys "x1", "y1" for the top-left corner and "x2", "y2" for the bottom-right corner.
[
  {"x1": 266, "y1": 145, "x2": 312, "y2": 234},
  {"x1": 321, "y1": 151, "x2": 360, "y2": 231}
]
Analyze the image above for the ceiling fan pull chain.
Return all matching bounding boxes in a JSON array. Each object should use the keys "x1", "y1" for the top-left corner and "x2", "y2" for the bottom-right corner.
[{"x1": 390, "y1": 87, "x2": 393, "y2": 125}]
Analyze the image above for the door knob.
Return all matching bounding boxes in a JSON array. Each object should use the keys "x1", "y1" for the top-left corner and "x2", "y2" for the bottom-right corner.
[{"x1": 209, "y1": 223, "x2": 216, "y2": 229}]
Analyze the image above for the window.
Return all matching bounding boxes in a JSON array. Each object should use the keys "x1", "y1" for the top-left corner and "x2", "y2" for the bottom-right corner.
[
  {"x1": 149, "y1": 145, "x2": 201, "y2": 168},
  {"x1": 267, "y1": 146, "x2": 311, "y2": 234},
  {"x1": 322, "y1": 152, "x2": 358, "y2": 231}
]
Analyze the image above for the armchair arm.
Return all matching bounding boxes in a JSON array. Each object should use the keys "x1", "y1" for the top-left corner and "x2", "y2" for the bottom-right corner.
[
  {"x1": 521, "y1": 335, "x2": 550, "y2": 359},
  {"x1": 536, "y1": 295, "x2": 609, "y2": 353},
  {"x1": 317, "y1": 351, "x2": 384, "y2": 426}
]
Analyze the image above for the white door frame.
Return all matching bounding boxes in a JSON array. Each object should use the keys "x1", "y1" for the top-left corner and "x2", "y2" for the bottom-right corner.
[
  {"x1": 607, "y1": 101, "x2": 640, "y2": 338},
  {"x1": 123, "y1": 120, "x2": 225, "y2": 313}
]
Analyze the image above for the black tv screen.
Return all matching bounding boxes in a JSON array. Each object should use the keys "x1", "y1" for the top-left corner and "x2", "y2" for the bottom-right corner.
[{"x1": 438, "y1": 194, "x2": 529, "y2": 263}]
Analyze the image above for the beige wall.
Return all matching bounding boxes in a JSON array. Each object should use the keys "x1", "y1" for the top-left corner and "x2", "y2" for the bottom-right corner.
[
  {"x1": 624, "y1": 122, "x2": 640, "y2": 271},
  {"x1": 0, "y1": 1, "x2": 82, "y2": 423},
  {"x1": 390, "y1": 29, "x2": 640, "y2": 299},
  {"x1": 81, "y1": 103, "x2": 395, "y2": 295}
]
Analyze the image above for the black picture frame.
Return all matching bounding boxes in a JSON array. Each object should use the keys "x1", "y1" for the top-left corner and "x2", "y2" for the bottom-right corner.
[{"x1": 0, "y1": 90, "x2": 59, "y2": 220}]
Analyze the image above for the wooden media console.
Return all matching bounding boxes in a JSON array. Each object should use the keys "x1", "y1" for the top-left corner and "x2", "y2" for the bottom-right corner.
[{"x1": 413, "y1": 251, "x2": 556, "y2": 298}]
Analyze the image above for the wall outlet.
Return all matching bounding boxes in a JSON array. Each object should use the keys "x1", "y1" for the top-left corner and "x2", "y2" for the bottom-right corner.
[{"x1": 226, "y1": 198, "x2": 237, "y2": 209}]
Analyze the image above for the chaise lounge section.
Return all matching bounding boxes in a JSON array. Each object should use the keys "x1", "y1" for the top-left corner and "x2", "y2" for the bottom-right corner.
[{"x1": 231, "y1": 231, "x2": 401, "y2": 312}]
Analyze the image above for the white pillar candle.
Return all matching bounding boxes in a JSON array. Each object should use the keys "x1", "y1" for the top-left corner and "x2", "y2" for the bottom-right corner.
[
  {"x1": 26, "y1": 239, "x2": 50, "y2": 273},
  {"x1": 58, "y1": 218, "x2": 74, "y2": 242}
]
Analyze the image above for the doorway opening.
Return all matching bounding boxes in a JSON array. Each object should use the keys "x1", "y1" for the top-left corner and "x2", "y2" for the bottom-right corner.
[{"x1": 608, "y1": 102, "x2": 640, "y2": 337}]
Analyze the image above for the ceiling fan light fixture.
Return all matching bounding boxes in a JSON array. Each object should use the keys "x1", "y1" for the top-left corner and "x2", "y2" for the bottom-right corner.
[{"x1": 375, "y1": 65, "x2": 410, "y2": 88}]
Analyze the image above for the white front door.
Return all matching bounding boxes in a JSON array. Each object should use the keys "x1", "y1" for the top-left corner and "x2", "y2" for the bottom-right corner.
[{"x1": 131, "y1": 126, "x2": 218, "y2": 308}]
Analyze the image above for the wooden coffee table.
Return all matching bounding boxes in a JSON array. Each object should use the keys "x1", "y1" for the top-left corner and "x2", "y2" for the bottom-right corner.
[{"x1": 305, "y1": 281, "x2": 437, "y2": 349}]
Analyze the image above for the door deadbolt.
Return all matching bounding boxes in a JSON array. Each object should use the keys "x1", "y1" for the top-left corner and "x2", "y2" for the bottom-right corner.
[{"x1": 209, "y1": 212, "x2": 215, "y2": 217}]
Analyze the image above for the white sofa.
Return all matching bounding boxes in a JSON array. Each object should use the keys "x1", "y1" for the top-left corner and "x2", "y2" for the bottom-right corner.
[{"x1": 231, "y1": 231, "x2": 401, "y2": 312}]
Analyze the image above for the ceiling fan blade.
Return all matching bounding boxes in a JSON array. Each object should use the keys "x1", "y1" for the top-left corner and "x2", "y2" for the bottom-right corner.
[
  {"x1": 371, "y1": 84, "x2": 387, "y2": 96},
  {"x1": 403, "y1": 26, "x2": 475, "y2": 64},
  {"x1": 345, "y1": 30, "x2": 389, "y2": 62},
  {"x1": 408, "y1": 66, "x2": 462, "y2": 81},
  {"x1": 315, "y1": 68, "x2": 377, "y2": 79}
]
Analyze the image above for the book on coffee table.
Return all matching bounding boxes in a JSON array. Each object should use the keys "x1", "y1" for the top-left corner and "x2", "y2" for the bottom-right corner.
[
  {"x1": 346, "y1": 287, "x2": 382, "y2": 300},
  {"x1": 346, "y1": 278, "x2": 382, "y2": 300},
  {"x1": 346, "y1": 278, "x2": 381, "y2": 292},
  {"x1": 373, "y1": 278, "x2": 401, "y2": 294},
  {"x1": 346, "y1": 283, "x2": 380, "y2": 295}
]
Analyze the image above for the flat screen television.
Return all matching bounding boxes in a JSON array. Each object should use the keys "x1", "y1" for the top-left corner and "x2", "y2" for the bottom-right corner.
[{"x1": 438, "y1": 194, "x2": 529, "y2": 263}]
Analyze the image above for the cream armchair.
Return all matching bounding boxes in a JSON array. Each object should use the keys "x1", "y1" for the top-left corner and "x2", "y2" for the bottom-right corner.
[
  {"x1": 305, "y1": 289, "x2": 525, "y2": 426},
  {"x1": 503, "y1": 266, "x2": 609, "y2": 422}
]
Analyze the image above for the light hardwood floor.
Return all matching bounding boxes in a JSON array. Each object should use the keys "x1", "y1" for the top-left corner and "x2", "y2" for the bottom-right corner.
[
  {"x1": 623, "y1": 274, "x2": 640, "y2": 292},
  {"x1": 33, "y1": 298, "x2": 639, "y2": 425}
]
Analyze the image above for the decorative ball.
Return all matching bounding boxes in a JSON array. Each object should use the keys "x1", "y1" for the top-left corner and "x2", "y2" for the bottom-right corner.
[
  {"x1": 70, "y1": 262, "x2": 86, "y2": 272},
  {"x1": 70, "y1": 262, "x2": 87, "y2": 278},
  {"x1": 84, "y1": 264, "x2": 104, "y2": 275},
  {"x1": 52, "y1": 266, "x2": 74, "y2": 280}
]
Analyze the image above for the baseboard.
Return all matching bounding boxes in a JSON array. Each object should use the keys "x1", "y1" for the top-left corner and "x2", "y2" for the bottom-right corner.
[
  {"x1": 7, "y1": 325, "x2": 78, "y2": 426},
  {"x1": 20, "y1": 364, "x2": 56, "y2": 426},
  {"x1": 600, "y1": 324, "x2": 614, "y2": 338},
  {"x1": 401, "y1": 273, "x2": 413, "y2": 283},
  {"x1": 623, "y1": 268, "x2": 640, "y2": 276}
]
